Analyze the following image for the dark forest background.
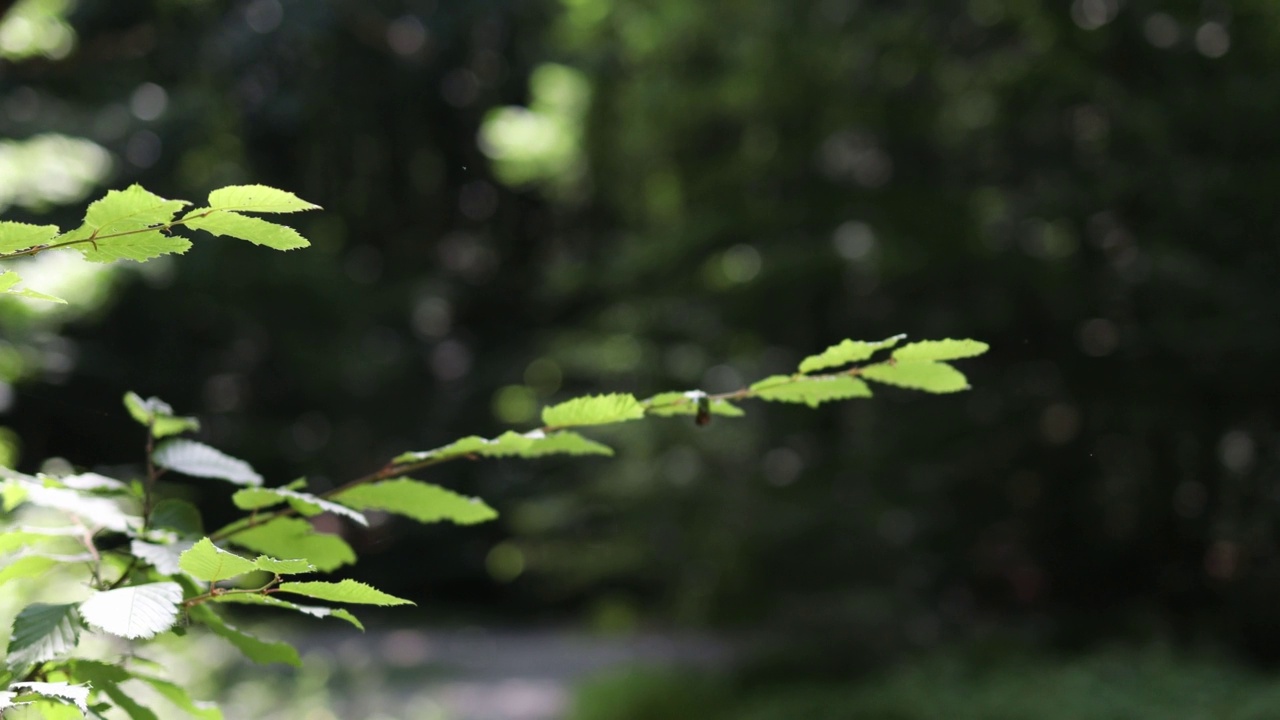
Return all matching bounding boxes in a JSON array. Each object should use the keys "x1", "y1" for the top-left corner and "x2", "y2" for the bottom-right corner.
[{"x1": 3, "y1": 0, "x2": 1280, "y2": 690}]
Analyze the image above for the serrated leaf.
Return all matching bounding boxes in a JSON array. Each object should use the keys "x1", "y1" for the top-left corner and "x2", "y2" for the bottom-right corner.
[
  {"x1": 253, "y1": 555, "x2": 314, "y2": 574},
  {"x1": 393, "y1": 430, "x2": 613, "y2": 463},
  {"x1": 750, "y1": 374, "x2": 873, "y2": 407},
  {"x1": 130, "y1": 539, "x2": 195, "y2": 575},
  {"x1": 0, "y1": 221, "x2": 59, "y2": 254},
  {"x1": 892, "y1": 338, "x2": 990, "y2": 362},
  {"x1": 797, "y1": 335, "x2": 906, "y2": 374},
  {"x1": 58, "y1": 185, "x2": 191, "y2": 263},
  {"x1": 643, "y1": 391, "x2": 746, "y2": 417},
  {"x1": 209, "y1": 594, "x2": 361, "y2": 630},
  {"x1": 187, "y1": 604, "x2": 300, "y2": 666},
  {"x1": 78, "y1": 582, "x2": 183, "y2": 639},
  {"x1": 132, "y1": 673, "x2": 222, "y2": 720},
  {"x1": 8, "y1": 682, "x2": 89, "y2": 714},
  {"x1": 181, "y1": 211, "x2": 310, "y2": 251},
  {"x1": 179, "y1": 538, "x2": 258, "y2": 583},
  {"x1": 0, "y1": 690, "x2": 28, "y2": 712},
  {"x1": 152, "y1": 439, "x2": 262, "y2": 487},
  {"x1": 276, "y1": 579, "x2": 414, "y2": 606},
  {"x1": 230, "y1": 486, "x2": 366, "y2": 526},
  {"x1": 124, "y1": 392, "x2": 200, "y2": 438},
  {"x1": 206, "y1": 185, "x2": 321, "y2": 214},
  {"x1": 334, "y1": 478, "x2": 497, "y2": 525},
  {"x1": 224, "y1": 517, "x2": 355, "y2": 572},
  {"x1": 860, "y1": 360, "x2": 971, "y2": 393},
  {"x1": 542, "y1": 393, "x2": 645, "y2": 428},
  {"x1": 5, "y1": 603, "x2": 80, "y2": 670}
]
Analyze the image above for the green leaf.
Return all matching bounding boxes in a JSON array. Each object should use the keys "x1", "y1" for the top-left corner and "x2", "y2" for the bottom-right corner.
[
  {"x1": 276, "y1": 579, "x2": 414, "y2": 606},
  {"x1": 750, "y1": 375, "x2": 873, "y2": 407},
  {"x1": 0, "y1": 554, "x2": 92, "y2": 586},
  {"x1": 231, "y1": 486, "x2": 367, "y2": 526},
  {"x1": 131, "y1": 673, "x2": 223, "y2": 720},
  {"x1": 206, "y1": 185, "x2": 321, "y2": 214},
  {"x1": 542, "y1": 393, "x2": 645, "y2": 428},
  {"x1": 179, "y1": 538, "x2": 259, "y2": 583},
  {"x1": 8, "y1": 682, "x2": 89, "y2": 714},
  {"x1": 123, "y1": 392, "x2": 199, "y2": 438},
  {"x1": 152, "y1": 439, "x2": 263, "y2": 486},
  {"x1": 130, "y1": 539, "x2": 195, "y2": 575},
  {"x1": 797, "y1": 335, "x2": 906, "y2": 374},
  {"x1": 253, "y1": 556, "x2": 315, "y2": 575},
  {"x1": 225, "y1": 517, "x2": 355, "y2": 572},
  {"x1": 78, "y1": 582, "x2": 183, "y2": 639},
  {"x1": 643, "y1": 391, "x2": 745, "y2": 417},
  {"x1": 180, "y1": 211, "x2": 310, "y2": 251},
  {"x1": 0, "y1": 691, "x2": 30, "y2": 713},
  {"x1": 5, "y1": 603, "x2": 80, "y2": 670},
  {"x1": 393, "y1": 430, "x2": 613, "y2": 464},
  {"x1": 892, "y1": 338, "x2": 990, "y2": 362},
  {"x1": 149, "y1": 499, "x2": 204, "y2": 536},
  {"x1": 0, "y1": 271, "x2": 66, "y2": 303},
  {"x1": 209, "y1": 594, "x2": 361, "y2": 630},
  {"x1": 60, "y1": 185, "x2": 191, "y2": 263},
  {"x1": 860, "y1": 360, "x2": 971, "y2": 393},
  {"x1": 334, "y1": 478, "x2": 497, "y2": 525},
  {"x1": 187, "y1": 604, "x2": 300, "y2": 666},
  {"x1": 0, "y1": 526, "x2": 79, "y2": 555},
  {"x1": 0, "y1": 221, "x2": 59, "y2": 254}
]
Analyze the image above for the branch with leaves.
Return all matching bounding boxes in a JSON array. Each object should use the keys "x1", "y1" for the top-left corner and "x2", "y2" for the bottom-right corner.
[{"x1": 0, "y1": 183, "x2": 988, "y2": 718}]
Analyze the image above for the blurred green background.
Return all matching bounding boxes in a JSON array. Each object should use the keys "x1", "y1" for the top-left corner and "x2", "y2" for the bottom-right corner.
[{"x1": 3, "y1": 0, "x2": 1280, "y2": 716}]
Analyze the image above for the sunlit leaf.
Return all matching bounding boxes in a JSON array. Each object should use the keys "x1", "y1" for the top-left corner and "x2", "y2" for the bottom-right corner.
[
  {"x1": 0, "y1": 221, "x2": 59, "y2": 254},
  {"x1": 0, "y1": 554, "x2": 93, "y2": 586},
  {"x1": 18, "y1": 481, "x2": 138, "y2": 531},
  {"x1": 541, "y1": 393, "x2": 645, "y2": 428},
  {"x1": 123, "y1": 392, "x2": 200, "y2": 438},
  {"x1": 152, "y1": 439, "x2": 263, "y2": 487},
  {"x1": 276, "y1": 579, "x2": 414, "y2": 606},
  {"x1": 643, "y1": 391, "x2": 745, "y2": 417},
  {"x1": 891, "y1": 338, "x2": 990, "y2": 362},
  {"x1": 253, "y1": 555, "x2": 314, "y2": 575},
  {"x1": 181, "y1": 211, "x2": 309, "y2": 251},
  {"x1": 210, "y1": 594, "x2": 362, "y2": 630},
  {"x1": 178, "y1": 538, "x2": 258, "y2": 583},
  {"x1": 224, "y1": 517, "x2": 355, "y2": 572},
  {"x1": 78, "y1": 582, "x2": 183, "y2": 639},
  {"x1": 61, "y1": 185, "x2": 191, "y2": 263},
  {"x1": 860, "y1": 360, "x2": 970, "y2": 393},
  {"x1": 0, "y1": 271, "x2": 66, "y2": 303},
  {"x1": 231, "y1": 486, "x2": 367, "y2": 526},
  {"x1": 393, "y1": 429, "x2": 613, "y2": 463},
  {"x1": 334, "y1": 478, "x2": 496, "y2": 525},
  {"x1": 5, "y1": 603, "x2": 80, "y2": 670},
  {"x1": 206, "y1": 185, "x2": 321, "y2": 214},
  {"x1": 130, "y1": 539, "x2": 194, "y2": 576},
  {"x1": 750, "y1": 374, "x2": 873, "y2": 407},
  {"x1": 797, "y1": 335, "x2": 906, "y2": 374}
]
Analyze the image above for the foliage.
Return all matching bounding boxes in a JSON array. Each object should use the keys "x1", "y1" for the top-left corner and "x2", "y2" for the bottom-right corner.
[{"x1": 1, "y1": 184, "x2": 985, "y2": 716}]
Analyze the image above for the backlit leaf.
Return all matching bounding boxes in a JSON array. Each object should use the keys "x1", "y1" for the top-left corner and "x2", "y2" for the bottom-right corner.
[
  {"x1": 892, "y1": 338, "x2": 990, "y2": 362},
  {"x1": 61, "y1": 185, "x2": 191, "y2": 263},
  {"x1": 253, "y1": 556, "x2": 315, "y2": 575},
  {"x1": 860, "y1": 360, "x2": 970, "y2": 393},
  {"x1": 206, "y1": 185, "x2": 321, "y2": 214},
  {"x1": 541, "y1": 393, "x2": 645, "y2": 428},
  {"x1": 393, "y1": 429, "x2": 613, "y2": 463},
  {"x1": 750, "y1": 375, "x2": 873, "y2": 407},
  {"x1": 231, "y1": 486, "x2": 367, "y2": 526},
  {"x1": 334, "y1": 478, "x2": 496, "y2": 525},
  {"x1": 78, "y1": 582, "x2": 183, "y2": 639},
  {"x1": 276, "y1": 579, "x2": 413, "y2": 606},
  {"x1": 225, "y1": 517, "x2": 355, "y2": 572},
  {"x1": 643, "y1": 391, "x2": 745, "y2": 417},
  {"x1": 210, "y1": 594, "x2": 361, "y2": 630},
  {"x1": 8, "y1": 682, "x2": 89, "y2": 714},
  {"x1": 152, "y1": 439, "x2": 263, "y2": 487},
  {"x1": 0, "y1": 271, "x2": 65, "y2": 303},
  {"x1": 179, "y1": 538, "x2": 258, "y2": 583},
  {"x1": 130, "y1": 539, "x2": 194, "y2": 576},
  {"x1": 797, "y1": 335, "x2": 906, "y2": 374},
  {"x1": 181, "y1": 211, "x2": 309, "y2": 251},
  {"x1": 123, "y1": 392, "x2": 200, "y2": 438},
  {"x1": 0, "y1": 221, "x2": 59, "y2": 254}
]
